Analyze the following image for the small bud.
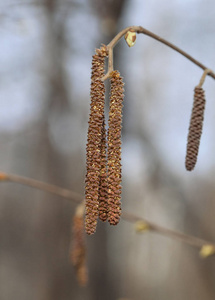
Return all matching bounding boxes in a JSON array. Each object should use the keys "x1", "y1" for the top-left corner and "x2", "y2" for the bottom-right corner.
[
  {"x1": 135, "y1": 221, "x2": 150, "y2": 233},
  {"x1": 124, "y1": 31, "x2": 136, "y2": 47},
  {"x1": 199, "y1": 244, "x2": 215, "y2": 258}
]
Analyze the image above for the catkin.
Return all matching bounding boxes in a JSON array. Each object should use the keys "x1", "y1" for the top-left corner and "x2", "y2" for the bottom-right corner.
[
  {"x1": 85, "y1": 46, "x2": 108, "y2": 234},
  {"x1": 107, "y1": 71, "x2": 124, "y2": 225},
  {"x1": 185, "y1": 86, "x2": 206, "y2": 171},
  {"x1": 70, "y1": 212, "x2": 88, "y2": 286},
  {"x1": 98, "y1": 119, "x2": 109, "y2": 222}
]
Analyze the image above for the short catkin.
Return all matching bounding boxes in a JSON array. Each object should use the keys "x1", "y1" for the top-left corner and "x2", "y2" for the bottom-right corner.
[
  {"x1": 85, "y1": 46, "x2": 108, "y2": 234},
  {"x1": 107, "y1": 71, "x2": 124, "y2": 225},
  {"x1": 185, "y1": 86, "x2": 206, "y2": 171}
]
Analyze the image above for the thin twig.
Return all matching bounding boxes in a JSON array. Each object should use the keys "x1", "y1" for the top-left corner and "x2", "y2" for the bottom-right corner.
[
  {"x1": 123, "y1": 212, "x2": 214, "y2": 249},
  {"x1": 0, "y1": 171, "x2": 215, "y2": 250},
  {"x1": 102, "y1": 26, "x2": 215, "y2": 81},
  {"x1": 197, "y1": 68, "x2": 213, "y2": 88},
  {"x1": 0, "y1": 171, "x2": 82, "y2": 203}
]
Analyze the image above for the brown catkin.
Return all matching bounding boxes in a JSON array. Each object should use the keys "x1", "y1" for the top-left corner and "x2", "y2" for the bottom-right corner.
[
  {"x1": 85, "y1": 46, "x2": 108, "y2": 234},
  {"x1": 70, "y1": 212, "x2": 88, "y2": 286},
  {"x1": 107, "y1": 71, "x2": 124, "y2": 225},
  {"x1": 185, "y1": 86, "x2": 206, "y2": 171},
  {"x1": 98, "y1": 119, "x2": 109, "y2": 222}
]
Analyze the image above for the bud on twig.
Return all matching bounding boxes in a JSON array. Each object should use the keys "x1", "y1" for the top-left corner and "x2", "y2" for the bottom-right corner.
[{"x1": 124, "y1": 30, "x2": 136, "y2": 47}]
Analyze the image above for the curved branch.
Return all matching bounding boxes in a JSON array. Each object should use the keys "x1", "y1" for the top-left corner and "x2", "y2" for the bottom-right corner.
[
  {"x1": 0, "y1": 171, "x2": 215, "y2": 252},
  {"x1": 102, "y1": 25, "x2": 215, "y2": 81}
]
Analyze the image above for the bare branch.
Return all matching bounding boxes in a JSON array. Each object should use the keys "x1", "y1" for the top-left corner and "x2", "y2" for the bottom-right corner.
[
  {"x1": 1, "y1": 171, "x2": 215, "y2": 252},
  {"x1": 123, "y1": 212, "x2": 214, "y2": 249},
  {"x1": 102, "y1": 26, "x2": 215, "y2": 81},
  {"x1": 0, "y1": 171, "x2": 82, "y2": 203}
]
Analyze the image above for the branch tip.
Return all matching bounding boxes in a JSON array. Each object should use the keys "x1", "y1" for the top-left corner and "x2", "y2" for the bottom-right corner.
[{"x1": 102, "y1": 25, "x2": 215, "y2": 82}]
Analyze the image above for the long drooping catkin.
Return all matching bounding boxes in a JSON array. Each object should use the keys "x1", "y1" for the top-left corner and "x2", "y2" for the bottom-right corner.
[
  {"x1": 85, "y1": 46, "x2": 108, "y2": 234},
  {"x1": 185, "y1": 86, "x2": 206, "y2": 171},
  {"x1": 107, "y1": 71, "x2": 124, "y2": 225},
  {"x1": 98, "y1": 119, "x2": 109, "y2": 222}
]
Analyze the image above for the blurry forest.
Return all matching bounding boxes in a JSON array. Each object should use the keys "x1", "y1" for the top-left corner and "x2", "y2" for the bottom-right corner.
[{"x1": 1, "y1": 1, "x2": 215, "y2": 300}]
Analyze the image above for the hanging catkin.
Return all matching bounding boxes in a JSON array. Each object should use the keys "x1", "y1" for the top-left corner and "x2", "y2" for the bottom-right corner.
[
  {"x1": 85, "y1": 46, "x2": 108, "y2": 234},
  {"x1": 185, "y1": 86, "x2": 206, "y2": 171},
  {"x1": 70, "y1": 204, "x2": 88, "y2": 286},
  {"x1": 98, "y1": 119, "x2": 109, "y2": 222},
  {"x1": 107, "y1": 71, "x2": 124, "y2": 225}
]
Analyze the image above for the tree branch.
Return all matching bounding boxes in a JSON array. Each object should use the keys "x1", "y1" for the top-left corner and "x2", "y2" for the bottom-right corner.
[
  {"x1": 123, "y1": 212, "x2": 214, "y2": 249},
  {"x1": 1, "y1": 171, "x2": 215, "y2": 252},
  {"x1": 0, "y1": 171, "x2": 82, "y2": 203},
  {"x1": 102, "y1": 25, "x2": 215, "y2": 81}
]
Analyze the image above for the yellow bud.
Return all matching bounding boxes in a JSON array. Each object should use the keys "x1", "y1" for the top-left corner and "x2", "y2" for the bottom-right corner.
[
  {"x1": 124, "y1": 31, "x2": 136, "y2": 47},
  {"x1": 199, "y1": 244, "x2": 215, "y2": 258},
  {"x1": 135, "y1": 221, "x2": 150, "y2": 233}
]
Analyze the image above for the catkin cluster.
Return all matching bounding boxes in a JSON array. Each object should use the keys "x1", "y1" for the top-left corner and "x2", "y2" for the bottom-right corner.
[
  {"x1": 185, "y1": 86, "x2": 206, "y2": 171},
  {"x1": 85, "y1": 47, "x2": 124, "y2": 234}
]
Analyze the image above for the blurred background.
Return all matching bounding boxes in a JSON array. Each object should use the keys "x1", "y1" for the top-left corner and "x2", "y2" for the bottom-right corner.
[{"x1": 0, "y1": 0, "x2": 215, "y2": 299}]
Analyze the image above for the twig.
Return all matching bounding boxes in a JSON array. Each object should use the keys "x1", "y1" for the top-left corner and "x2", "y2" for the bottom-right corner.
[
  {"x1": 102, "y1": 26, "x2": 215, "y2": 81},
  {"x1": 0, "y1": 171, "x2": 215, "y2": 251},
  {"x1": 123, "y1": 212, "x2": 214, "y2": 249},
  {"x1": 197, "y1": 68, "x2": 213, "y2": 88},
  {"x1": 0, "y1": 171, "x2": 82, "y2": 203}
]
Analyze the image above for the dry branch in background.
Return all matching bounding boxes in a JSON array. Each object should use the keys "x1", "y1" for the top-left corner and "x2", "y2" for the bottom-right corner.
[
  {"x1": 1, "y1": 171, "x2": 215, "y2": 254},
  {"x1": 1, "y1": 171, "x2": 215, "y2": 285}
]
